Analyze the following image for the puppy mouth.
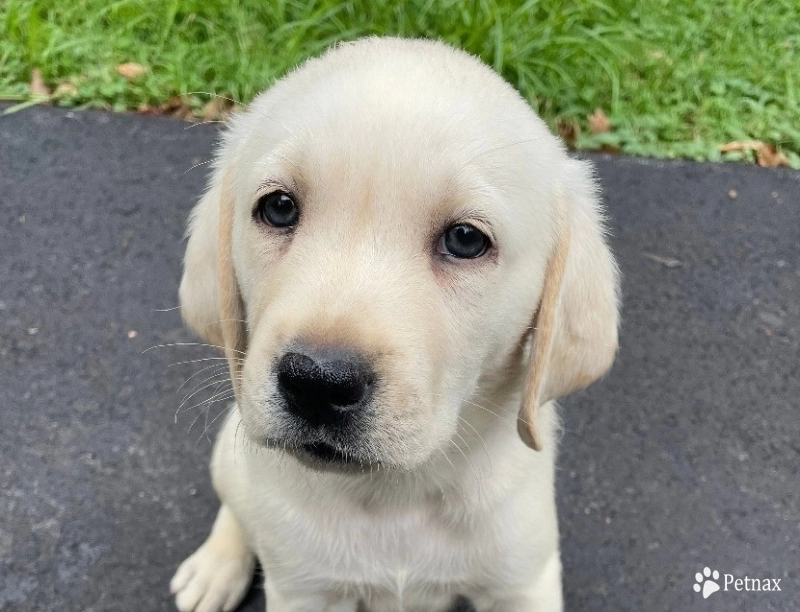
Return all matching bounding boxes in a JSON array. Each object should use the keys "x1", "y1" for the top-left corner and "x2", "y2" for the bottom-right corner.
[
  {"x1": 270, "y1": 438, "x2": 379, "y2": 472},
  {"x1": 300, "y1": 441, "x2": 363, "y2": 465}
]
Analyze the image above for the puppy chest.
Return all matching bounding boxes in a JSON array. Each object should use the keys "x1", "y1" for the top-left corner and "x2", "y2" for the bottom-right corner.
[{"x1": 258, "y1": 506, "x2": 493, "y2": 589}]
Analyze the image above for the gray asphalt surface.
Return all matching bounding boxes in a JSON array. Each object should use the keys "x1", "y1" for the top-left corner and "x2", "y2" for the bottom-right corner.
[{"x1": 1, "y1": 106, "x2": 798, "y2": 612}]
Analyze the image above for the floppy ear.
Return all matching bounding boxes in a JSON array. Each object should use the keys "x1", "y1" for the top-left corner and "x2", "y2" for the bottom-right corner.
[
  {"x1": 518, "y1": 160, "x2": 620, "y2": 450},
  {"x1": 179, "y1": 171, "x2": 247, "y2": 391}
]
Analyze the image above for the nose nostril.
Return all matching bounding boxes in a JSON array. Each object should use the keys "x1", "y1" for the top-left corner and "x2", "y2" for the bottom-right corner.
[
  {"x1": 326, "y1": 369, "x2": 368, "y2": 407},
  {"x1": 276, "y1": 352, "x2": 318, "y2": 393}
]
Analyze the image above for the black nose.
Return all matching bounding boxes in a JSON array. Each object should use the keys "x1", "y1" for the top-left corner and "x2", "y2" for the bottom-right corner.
[{"x1": 276, "y1": 348, "x2": 374, "y2": 425}]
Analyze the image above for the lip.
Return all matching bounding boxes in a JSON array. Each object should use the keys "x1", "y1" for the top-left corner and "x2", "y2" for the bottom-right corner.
[
  {"x1": 263, "y1": 437, "x2": 381, "y2": 472},
  {"x1": 299, "y1": 441, "x2": 364, "y2": 466}
]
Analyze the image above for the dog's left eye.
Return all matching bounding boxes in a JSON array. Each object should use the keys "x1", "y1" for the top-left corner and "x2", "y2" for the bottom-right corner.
[
  {"x1": 439, "y1": 223, "x2": 490, "y2": 259},
  {"x1": 255, "y1": 191, "x2": 299, "y2": 228}
]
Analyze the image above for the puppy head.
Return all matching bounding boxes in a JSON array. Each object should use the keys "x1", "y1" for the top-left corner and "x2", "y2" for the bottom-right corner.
[{"x1": 179, "y1": 38, "x2": 619, "y2": 470}]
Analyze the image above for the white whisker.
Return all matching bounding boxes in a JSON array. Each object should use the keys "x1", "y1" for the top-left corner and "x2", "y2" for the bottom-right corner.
[
  {"x1": 143, "y1": 341, "x2": 245, "y2": 355},
  {"x1": 179, "y1": 374, "x2": 233, "y2": 412},
  {"x1": 168, "y1": 357, "x2": 242, "y2": 368},
  {"x1": 184, "y1": 159, "x2": 213, "y2": 174},
  {"x1": 176, "y1": 363, "x2": 229, "y2": 393}
]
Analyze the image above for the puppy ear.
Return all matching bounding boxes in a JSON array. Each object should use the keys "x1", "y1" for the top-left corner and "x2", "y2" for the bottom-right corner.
[
  {"x1": 180, "y1": 180, "x2": 224, "y2": 348},
  {"x1": 179, "y1": 172, "x2": 247, "y2": 389},
  {"x1": 518, "y1": 160, "x2": 620, "y2": 450}
]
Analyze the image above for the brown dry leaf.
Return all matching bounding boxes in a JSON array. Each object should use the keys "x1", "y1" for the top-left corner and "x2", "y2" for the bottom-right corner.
[
  {"x1": 161, "y1": 95, "x2": 196, "y2": 120},
  {"x1": 54, "y1": 82, "x2": 79, "y2": 97},
  {"x1": 201, "y1": 97, "x2": 233, "y2": 121},
  {"x1": 719, "y1": 140, "x2": 790, "y2": 168},
  {"x1": 557, "y1": 117, "x2": 580, "y2": 148},
  {"x1": 160, "y1": 96, "x2": 183, "y2": 113},
  {"x1": 756, "y1": 145, "x2": 790, "y2": 168},
  {"x1": 29, "y1": 69, "x2": 51, "y2": 97},
  {"x1": 719, "y1": 140, "x2": 762, "y2": 153},
  {"x1": 588, "y1": 108, "x2": 611, "y2": 134},
  {"x1": 116, "y1": 62, "x2": 146, "y2": 81},
  {"x1": 644, "y1": 252, "x2": 682, "y2": 268}
]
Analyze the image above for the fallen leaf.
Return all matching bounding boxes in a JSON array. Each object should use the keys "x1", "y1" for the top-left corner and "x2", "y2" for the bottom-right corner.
[
  {"x1": 145, "y1": 95, "x2": 196, "y2": 120},
  {"x1": 29, "y1": 69, "x2": 50, "y2": 97},
  {"x1": 719, "y1": 140, "x2": 761, "y2": 153},
  {"x1": 171, "y1": 100, "x2": 195, "y2": 121},
  {"x1": 54, "y1": 82, "x2": 79, "y2": 97},
  {"x1": 719, "y1": 140, "x2": 790, "y2": 168},
  {"x1": 644, "y1": 253, "x2": 682, "y2": 268},
  {"x1": 557, "y1": 117, "x2": 580, "y2": 148},
  {"x1": 201, "y1": 97, "x2": 233, "y2": 121},
  {"x1": 588, "y1": 108, "x2": 611, "y2": 134},
  {"x1": 161, "y1": 96, "x2": 184, "y2": 112},
  {"x1": 756, "y1": 145, "x2": 790, "y2": 168},
  {"x1": 116, "y1": 62, "x2": 146, "y2": 81},
  {"x1": 728, "y1": 189, "x2": 738, "y2": 199}
]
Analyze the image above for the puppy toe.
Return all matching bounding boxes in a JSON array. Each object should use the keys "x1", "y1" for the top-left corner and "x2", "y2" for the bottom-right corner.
[
  {"x1": 195, "y1": 589, "x2": 229, "y2": 612},
  {"x1": 171, "y1": 543, "x2": 254, "y2": 612},
  {"x1": 175, "y1": 574, "x2": 205, "y2": 612},
  {"x1": 170, "y1": 557, "x2": 196, "y2": 595}
]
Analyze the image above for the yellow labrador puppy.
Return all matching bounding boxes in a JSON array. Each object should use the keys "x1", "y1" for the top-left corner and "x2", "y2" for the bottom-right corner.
[{"x1": 171, "y1": 37, "x2": 619, "y2": 612}]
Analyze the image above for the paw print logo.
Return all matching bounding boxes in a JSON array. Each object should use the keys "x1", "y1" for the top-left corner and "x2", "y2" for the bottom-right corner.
[{"x1": 694, "y1": 567, "x2": 721, "y2": 599}]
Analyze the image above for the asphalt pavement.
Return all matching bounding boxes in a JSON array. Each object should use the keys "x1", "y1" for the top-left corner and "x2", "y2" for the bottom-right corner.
[{"x1": 1, "y1": 106, "x2": 798, "y2": 612}]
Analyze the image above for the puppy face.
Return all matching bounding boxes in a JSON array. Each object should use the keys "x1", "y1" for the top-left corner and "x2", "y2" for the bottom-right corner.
[{"x1": 180, "y1": 39, "x2": 620, "y2": 471}]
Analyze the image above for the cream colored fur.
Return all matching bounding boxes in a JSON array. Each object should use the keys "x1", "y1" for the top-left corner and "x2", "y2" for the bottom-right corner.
[{"x1": 172, "y1": 37, "x2": 619, "y2": 612}]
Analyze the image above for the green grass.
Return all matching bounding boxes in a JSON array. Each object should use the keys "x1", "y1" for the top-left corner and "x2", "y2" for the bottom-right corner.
[{"x1": 1, "y1": 0, "x2": 798, "y2": 166}]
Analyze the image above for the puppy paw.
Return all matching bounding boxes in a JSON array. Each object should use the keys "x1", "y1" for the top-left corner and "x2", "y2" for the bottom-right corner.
[{"x1": 170, "y1": 540, "x2": 254, "y2": 612}]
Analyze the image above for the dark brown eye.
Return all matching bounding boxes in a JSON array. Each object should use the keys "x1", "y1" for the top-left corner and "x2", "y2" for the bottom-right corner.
[
  {"x1": 255, "y1": 191, "x2": 299, "y2": 228},
  {"x1": 440, "y1": 223, "x2": 490, "y2": 259}
]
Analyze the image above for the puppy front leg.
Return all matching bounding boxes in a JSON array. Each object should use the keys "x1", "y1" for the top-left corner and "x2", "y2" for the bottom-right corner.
[
  {"x1": 265, "y1": 578, "x2": 358, "y2": 612},
  {"x1": 487, "y1": 554, "x2": 563, "y2": 612},
  {"x1": 171, "y1": 505, "x2": 255, "y2": 612}
]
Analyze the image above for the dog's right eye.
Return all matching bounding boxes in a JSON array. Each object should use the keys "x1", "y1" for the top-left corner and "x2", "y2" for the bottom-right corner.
[
  {"x1": 254, "y1": 191, "x2": 299, "y2": 228},
  {"x1": 439, "y1": 223, "x2": 490, "y2": 259}
]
